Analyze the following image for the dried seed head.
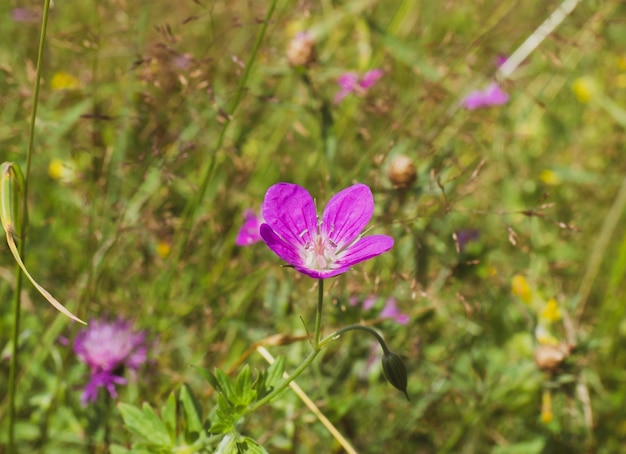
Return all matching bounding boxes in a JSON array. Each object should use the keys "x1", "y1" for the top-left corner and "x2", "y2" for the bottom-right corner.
[
  {"x1": 387, "y1": 154, "x2": 416, "y2": 189},
  {"x1": 286, "y1": 32, "x2": 316, "y2": 68},
  {"x1": 534, "y1": 343, "x2": 572, "y2": 371}
]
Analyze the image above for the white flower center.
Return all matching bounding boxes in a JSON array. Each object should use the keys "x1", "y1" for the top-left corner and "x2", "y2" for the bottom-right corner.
[{"x1": 300, "y1": 226, "x2": 343, "y2": 271}]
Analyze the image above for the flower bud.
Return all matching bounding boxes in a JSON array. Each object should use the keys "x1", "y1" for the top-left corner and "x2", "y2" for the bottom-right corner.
[
  {"x1": 286, "y1": 32, "x2": 316, "y2": 68},
  {"x1": 387, "y1": 154, "x2": 416, "y2": 189},
  {"x1": 381, "y1": 351, "x2": 409, "y2": 400}
]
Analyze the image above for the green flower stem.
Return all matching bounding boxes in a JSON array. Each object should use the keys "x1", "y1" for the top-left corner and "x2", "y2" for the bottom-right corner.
[
  {"x1": 319, "y1": 324, "x2": 391, "y2": 354},
  {"x1": 249, "y1": 279, "x2": 326, "y2": 412},
  {"x1": 248, "y1": 347, "x2": 321, "y2": 413},
  {"x1": 313, "y1": 279, "x2": 324, "y2": 348},
  {"x1": 7, "y1": 0, "x2": 50, "y2": 450}
]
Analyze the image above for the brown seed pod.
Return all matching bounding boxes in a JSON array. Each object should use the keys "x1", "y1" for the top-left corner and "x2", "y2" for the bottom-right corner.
[
  {"x1": 387, "y1": 154, "x2": 417, "y2": 189},
  {"x1": 534, "y1": 343, "x2": 572, "y2": 371},
  {"x1": 286, "y1": 32, "x2": 316, "y2": 68}
]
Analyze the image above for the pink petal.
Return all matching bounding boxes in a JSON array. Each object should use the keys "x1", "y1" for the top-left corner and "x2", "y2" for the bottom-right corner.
[
  {"x1": 322, "y1": 184, "x2": 374, "y2": 247},
  {"x1": 235, "y1": 210, "x2": 263, "y2": 246},
  {"x1": 294, "y1": 263, "x2": 352, "y2": 279},
  {"x1": 337, "y1": 235, "x2": 394, "y2": 268},
  {"x1": 461, "y1": 83, "x2": 509, "y2": 110},
  {"x1": 259, "y1": 224, "x2": 305, "y2": 268},
  {"x1": 359, "y1": 69, "x2": 383, "y2": 89},
  {"x1": 337, "y1": 72, "x2": 359, "y2": 91},
  {"x1": 380, "y1": 298, "x2": 409, "y2": 325},
  {"x1": 483, "y1": 83, "x2": 509, "y2": 105},
  {"x1": 262, "y1": 183, "x2": 317, "y2": 247}
]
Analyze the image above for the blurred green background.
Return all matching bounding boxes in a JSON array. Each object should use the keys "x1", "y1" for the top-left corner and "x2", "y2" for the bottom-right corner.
[{"x1": 1, "y1": 0, "x2": 626, "y2": 452}]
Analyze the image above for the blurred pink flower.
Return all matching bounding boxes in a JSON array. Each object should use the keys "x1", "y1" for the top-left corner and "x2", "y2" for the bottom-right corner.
[
  {"x1": 380, "y1": 298, "x2": 409, "y2": 325},
  {"x1": 235, "y1": 209, "x2": 263, "y2": 246},
  {"x1": 74, "y1": 318, "x2": 149, "y2": 405},
  {"x1": 351, "y1": 296, "x2": 409, "y2": 325},
  {"x1": 461, "y1": 83, "x2": 509, "y2": 110},
  {"x1": 495, "y1": 55, "x2": 508, "y2": 68},
  {"x1": 334, "y1": 69, "x2": 384, "y2": 104},
  {"x1": 11, "y1": 8, "x2": 41, "y2": 23}
]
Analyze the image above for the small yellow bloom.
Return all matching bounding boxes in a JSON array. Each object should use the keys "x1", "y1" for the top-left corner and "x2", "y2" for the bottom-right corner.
[
  {"x1": 51, "y1": 71, "x2": 79, "y2": 91},
  {"x1": 535, "y1": 325, "x2": 559, "y2": 346},
  {"x1": 571, "y1": 77, "x2": 598, "y2": 103},
  {"x1": 618, "y1": 55, "x2": 626, "y2": 71},
  {"x1": 540, "y1": 390, "x2": 553, "y2": 424},
  {"x1": 48, "y1": 159, "x2": 75, "y2": 182},
  {"x1": 540, "y1": 169, "x2": 561, "y2": 186},
  {"x1": 511, "y1": 275, "x2": 532, "y2": 304},
  {"x1": 541, "y1": 298, "x2": 561, "y2": 323},
  {"x1": 156, "y1": 241, "x2": 171, "y2": 258}
]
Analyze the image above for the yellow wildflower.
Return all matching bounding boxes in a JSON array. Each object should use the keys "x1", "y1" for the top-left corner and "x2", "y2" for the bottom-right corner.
[
  {"x1": 48, "y1": 159, "x2": 75, "y2": 182},
  {"x1": 535, "y1": 325, "x2": 559, "y2": 346},
  {"x1": 539, "y1": 169, "x2": 560, "y2": 186},
  {"x1": 511, "y1": 275, "x2": 532, "y2": 304},
  {"x1": 540, "y1": 390, "x2": 553, "y2": 424},
  {"x1": 51, "y1": 71, "x2": 79, "y2": 91},
  {"x1": 541, "y1": 298, "x2": 561, "y2": 323},
  {"x1": 571, "y1": 77, "x2": 598, "y2": 104},
  {"x1": 156, "y1": 241, "x2": 171, "y2": 258}
]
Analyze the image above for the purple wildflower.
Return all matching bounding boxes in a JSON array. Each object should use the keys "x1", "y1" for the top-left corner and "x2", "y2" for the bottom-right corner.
[
  {"x1": 11, "y1": 8, "x2": 41, "y2": 23},
  {"x1": 259, "y1": 183, "x2": 394, "y2": 279},
  {"x1": 235, "y1": 209, "x2": 263, "y2": 246},
  {"x1": 495, "y1": 55, "x2": 508, "y2": 68},
  {"x1": 461, "y1": 83, "x2": 509, "y2": 110},
  {"x1": 334, "y1": 69, "x2": 384, "y2": 104},
  {"x1": 74, "y1": 318, "x2": 148, "y2": 405},
  {"x1": 379, "y1": 298, "x2": 409, "y2": 325},
  {"x1": 455, "y1": 229, "x2": 481, "y2": 254}
]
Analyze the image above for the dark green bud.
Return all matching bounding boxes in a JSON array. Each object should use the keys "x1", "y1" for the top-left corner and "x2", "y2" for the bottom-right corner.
[{"x1": 382, "y1": 351, "x2": 409, "y2": 401}]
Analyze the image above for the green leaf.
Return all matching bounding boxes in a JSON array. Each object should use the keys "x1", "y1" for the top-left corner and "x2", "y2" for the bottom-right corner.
[
  {"x1": 117, "y1": 402, "x2": 172, "y2": 447},
  {"x1": 234, "y1": 365, "x2": 256, "y2": 406},
  {"x1": 265, "y1": 355, "x2": 285, "y2": 389},
  {"x1": 214, "y1": 368, "x2": 236, "y2": 403},
  {"x1": 179, "y1": 384, "x2": 204, "y2": 443},
  {"x1": 0, "y1": 162, "x2": 86, "y2": 324},
  {"x1": 194, "y1": 365, "x2": 222, "y2": 391},
  {"x1": 161, "y1": 391, "x2": 177, "y2": 441},
  {"x1": 215, "y1": 433, "x2": 269, "y2": 454}
]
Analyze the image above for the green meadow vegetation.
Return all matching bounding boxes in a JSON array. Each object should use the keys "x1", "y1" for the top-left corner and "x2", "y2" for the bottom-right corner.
[{"x1": 1, "y1": 0, "x2": 626, "y2": 452}]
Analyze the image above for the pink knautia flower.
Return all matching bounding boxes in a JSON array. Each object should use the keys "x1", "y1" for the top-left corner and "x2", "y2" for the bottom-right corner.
[
  {"x1": 462, "y1": 82, "x2": 509, "y2": 110},
  {"x1": 259, "y1": 183, "x2": 394, "y2": 279},
  {"x1": 334, "y1": 69, "x2": 384, "y2": 104},
  {"x1": 74, "y1": 318, "x2": 148, "y2": 405},
  {"x1": 235, "y1": 209, "x2": 263, "y2": 246}
]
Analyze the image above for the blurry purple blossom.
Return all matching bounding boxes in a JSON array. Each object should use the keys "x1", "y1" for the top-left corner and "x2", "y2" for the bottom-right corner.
[
  {"x1": 461, "y1": 83, "x2": 509, "y2": 110},
  {"x1": 10, "y1": 8, "x2": 41, "y2": 23},
  {"x1": 260, "y1": 183, "x2": 394, "y2": 279},
  {"x1": 351, "y1": 296, "x2": 409, "y2": 325},
  {"x1": 235, "y1": 209, "x2": 263, "y2": 246},
  {"x1": 334, "y1": 69, "x2": 384, "y2": 104},
  {"x1": 455, "y1": 229, "x2": 481, "y2": 253},
  {"x1": 495, "y1": 55, "x2": 508, "y2": 68},
  {"x1": 74, "y1": 318, "x2": 149, "y2": 405},
  {"x1": 380, "y1": 298, "x2": 409, "y2": 325}
]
